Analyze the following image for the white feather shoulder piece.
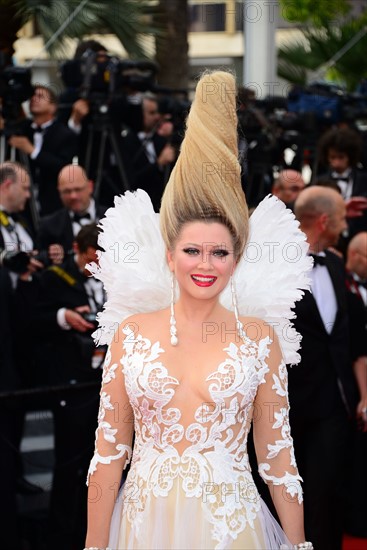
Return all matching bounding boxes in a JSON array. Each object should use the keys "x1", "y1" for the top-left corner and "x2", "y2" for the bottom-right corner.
[
  {"x1": 90, "y1": 190, "x2": 312, "y2": 364},
  {"x1": 89, "y1": 190, "x2": 171, "y2": 346},
  {"x1": 220, "y1": 194, "x2": 312, "y2": 364}
]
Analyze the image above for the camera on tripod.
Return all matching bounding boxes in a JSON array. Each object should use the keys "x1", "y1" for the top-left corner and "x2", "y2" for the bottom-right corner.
[
  {"x1": 60, "y1": 50, "x2": 158, "y2": 115},
  {"x1": 0, "y1": 65, "x2": 34, "y2": 136}
]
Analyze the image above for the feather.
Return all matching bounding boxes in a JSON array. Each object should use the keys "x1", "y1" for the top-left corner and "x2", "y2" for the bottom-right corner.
[{"x1": 89, "y1": 191, "x2": 312, "y2": 364}]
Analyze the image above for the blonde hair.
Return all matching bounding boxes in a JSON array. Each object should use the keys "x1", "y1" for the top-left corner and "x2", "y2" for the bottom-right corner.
[{"x1": 160, "y1": 71, "x2": 249, "y2": 260}]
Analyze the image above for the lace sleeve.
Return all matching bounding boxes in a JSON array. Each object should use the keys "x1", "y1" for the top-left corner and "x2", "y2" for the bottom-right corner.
[
  {"x1": 87, "y1": 323, "x2": 134, "y2": 485},
  {"x1": 253, "y1": 334, "x2": 303, "y2": 504}
]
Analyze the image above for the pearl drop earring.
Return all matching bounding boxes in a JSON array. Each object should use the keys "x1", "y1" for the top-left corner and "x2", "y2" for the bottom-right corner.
[{"x1": 170, "y1": 273, "x2": 178, "y2": 346}]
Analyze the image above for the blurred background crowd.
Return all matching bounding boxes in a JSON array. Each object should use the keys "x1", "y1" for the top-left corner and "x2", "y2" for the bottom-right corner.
[{"x1": 1, "y1": 1, "x2": 367, "y2": 549}]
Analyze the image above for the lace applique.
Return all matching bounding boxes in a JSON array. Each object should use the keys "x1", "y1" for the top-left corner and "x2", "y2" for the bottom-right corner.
[
  {"x1": 258, "y1": 360, "x2": 303, "y2": 504},
  {"x1": 116, "y1": 327, "x2": 301, "y2": 546},
  {"x1": 87, "y1": 345, "x2": 132, "y2": 484}
]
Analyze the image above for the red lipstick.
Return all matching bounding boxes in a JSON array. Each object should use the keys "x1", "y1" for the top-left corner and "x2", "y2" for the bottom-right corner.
[{"x1": 191, "y1": 274, "x2": 218, "y2": 287}]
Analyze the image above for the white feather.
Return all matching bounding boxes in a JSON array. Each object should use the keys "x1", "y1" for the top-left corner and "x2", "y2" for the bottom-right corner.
[{"x1": 90, "y1": 191, "x2": 312, "y2": 364}]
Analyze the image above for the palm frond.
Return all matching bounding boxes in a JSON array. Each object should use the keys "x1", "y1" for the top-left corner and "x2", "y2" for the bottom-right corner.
[
  {"x1": 12, "y1": 0, "x2": 158, "y2": 59},
  {"x1": 278, "y1": 10, "x2": 367, "y2": 91}
]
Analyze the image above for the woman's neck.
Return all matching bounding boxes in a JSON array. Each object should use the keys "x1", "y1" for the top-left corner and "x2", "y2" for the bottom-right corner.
[{"x1": 174, "y1": 296, "x2": 225, "y2": 324}]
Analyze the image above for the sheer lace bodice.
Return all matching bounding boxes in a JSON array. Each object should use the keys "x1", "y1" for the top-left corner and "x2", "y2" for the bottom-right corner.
[{"x1": 88, "y1": 322, "x2": 302, "y2": 548}]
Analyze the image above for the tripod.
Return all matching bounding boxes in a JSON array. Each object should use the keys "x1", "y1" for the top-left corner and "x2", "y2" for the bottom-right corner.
[{"x1": 84, "y1": 112, "x2": 131, "y2": 203}]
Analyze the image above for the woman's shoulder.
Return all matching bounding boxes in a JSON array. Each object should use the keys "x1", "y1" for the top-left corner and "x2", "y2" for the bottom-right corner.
[
  {"x1": 117, "y1": 309, "x2": 170, "y2": 339},
  {"x1": 238, "y1": 315, "x2": 278, "y2": 344}
]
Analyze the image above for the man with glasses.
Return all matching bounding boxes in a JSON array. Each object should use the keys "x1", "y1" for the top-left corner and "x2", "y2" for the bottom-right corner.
[
  {"x1": 37, "y1": 164, "x2": 106, "y2": 262},
  {"x1": 272, "y1": 169, "x2": 306, "y2": 209}
]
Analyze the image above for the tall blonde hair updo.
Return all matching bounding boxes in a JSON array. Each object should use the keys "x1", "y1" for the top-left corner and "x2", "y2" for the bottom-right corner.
[{"x1": 160, "y1": 71, "x2": 249, "y2": 260}]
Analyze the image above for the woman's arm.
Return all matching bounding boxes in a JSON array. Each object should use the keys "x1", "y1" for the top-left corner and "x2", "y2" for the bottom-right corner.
[
  {"x1": 253, "y1": 326, "x2": 306, "y2": 546},
  {"x1": 85, "y1": 322, "x2": 134, "y2": 548}
]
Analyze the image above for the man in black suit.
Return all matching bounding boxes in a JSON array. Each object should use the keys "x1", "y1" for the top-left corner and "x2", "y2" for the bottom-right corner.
[
  {"x1": 316, "y1": 127, "x2": 367, "y2": 240},
  {"x1": 345, "y1": 232, "x2": 367, "y2": 538},
  {"x1": 8, "y1": 85, "x2": 78, "y2": 216},
  {"x1": 0, "y1": 161, "x2": 44, "y2": 549},
  {"x1": 122, "y1": 93, "x2": 176, "y2": 211},
  {"x1": 271, "y1": 169, "x2": 306, "y2": 210},
  {"x1": 34, "y1": 223, "x2": 105, "y2": 550},
  {"x1": 289, "y1": 186, "x2": 360, "y2": 550},
  {"x1": 37, "y1": 164, "x2": 106, "y2": 261}
]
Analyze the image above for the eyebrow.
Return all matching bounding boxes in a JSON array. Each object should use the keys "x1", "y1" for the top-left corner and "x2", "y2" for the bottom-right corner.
[{"x1": 182, "y1": 242, "x2": 230, "y2": 248}]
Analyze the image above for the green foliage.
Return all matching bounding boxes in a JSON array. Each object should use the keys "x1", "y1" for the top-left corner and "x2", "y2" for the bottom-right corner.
[
  {"x1": 280, "y1": 0, "x2": 350, "y2": 27},
  {"x1": 278, "y1": 4, "x2": 367, "y2": 90},
  {"x1": 2, "y1": 0, "x2": 158, "y2": 58}
]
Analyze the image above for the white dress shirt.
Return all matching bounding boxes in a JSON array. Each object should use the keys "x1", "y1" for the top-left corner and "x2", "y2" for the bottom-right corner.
[{"x1": 309, "y1": 253, "x2": 338, "y2": 334}]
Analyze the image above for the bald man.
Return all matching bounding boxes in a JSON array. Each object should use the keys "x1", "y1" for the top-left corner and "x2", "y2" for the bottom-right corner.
[
  {"x1": 37, "y1": 164, "x2": 107, "y2": 260},
  {"x1": 272, "y1": 169, "x2": 305, "y2": 208},
  {"x1": 288, "y1": 187, "x2": 359, "y2": 550}
]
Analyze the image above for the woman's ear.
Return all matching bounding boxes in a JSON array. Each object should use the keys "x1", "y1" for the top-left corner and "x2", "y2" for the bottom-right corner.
[{"x1": 166, "y1": 249, "x2": 174, "y2": 272}]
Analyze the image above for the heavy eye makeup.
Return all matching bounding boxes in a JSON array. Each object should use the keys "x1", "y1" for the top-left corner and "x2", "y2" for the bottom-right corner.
[{"x1": 182, "y1": 247, "x2": 230, "y2": 257}]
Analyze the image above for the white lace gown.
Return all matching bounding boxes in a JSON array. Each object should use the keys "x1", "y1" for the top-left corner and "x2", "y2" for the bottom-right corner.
[{"x1": 87, "y1": 324, "x2": 303, "y2": 550}]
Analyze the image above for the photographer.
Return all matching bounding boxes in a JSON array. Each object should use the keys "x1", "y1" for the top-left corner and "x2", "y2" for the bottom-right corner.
[
  {"x1": 8, "y1": 85, "x2": 77, "y2": 216},
  {"x1": 34, "y1": 223, "x2": 105, "y2": 549},
  {"x1": 237, "y1": 86, "x2": 278, "y2": 206},
  {"x1": 0, "y1": 161, "x2": 43, "y2": 279},
  {"x1": 59, "y1": 40, "x2": 144, "y2": 207},
  {"x1": 0, "y1": 161, "x2": 43, "y2": 548},
  {"x1": 122, "y1": 93, "x2": 176, "y2": 211}
]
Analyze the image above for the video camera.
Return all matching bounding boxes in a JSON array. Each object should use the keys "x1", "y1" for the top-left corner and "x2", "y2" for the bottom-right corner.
[
  {"x1": 288, "y1": 82, "x2": 367, "y2": 128},
  {"x1": 0, "y1": 65, "x2": 34, "y2": 136},
  {"x1": 60, "y1": 50, "x2": 158, "y2": 103}
]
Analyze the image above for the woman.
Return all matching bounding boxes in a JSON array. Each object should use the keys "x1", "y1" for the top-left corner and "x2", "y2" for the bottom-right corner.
[{"x1": 84, "y1": 71, "x2": 313, "y2": 549}]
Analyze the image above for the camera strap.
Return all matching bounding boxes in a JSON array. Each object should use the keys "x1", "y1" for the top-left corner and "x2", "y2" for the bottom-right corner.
[
  {"x1": 0, "y1": 211, "x2": 22, "y2": 249},
  {"x1": 48, "y1": 265, "x2": 77, "y2": 287}
]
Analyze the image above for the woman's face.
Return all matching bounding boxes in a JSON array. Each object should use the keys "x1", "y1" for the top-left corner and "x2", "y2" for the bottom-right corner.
[{"x1": 167, "y1": 221, "x2": 236, "y2": 300}]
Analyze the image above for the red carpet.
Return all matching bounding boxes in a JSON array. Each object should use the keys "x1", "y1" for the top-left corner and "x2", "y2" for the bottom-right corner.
[{"x1": 343, "y1": 534, "x2": 367, "y2": 550}]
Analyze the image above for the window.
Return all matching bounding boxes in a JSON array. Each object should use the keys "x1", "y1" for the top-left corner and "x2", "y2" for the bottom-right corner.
[{"x1": 189, "y1": 3, "x2": 226, "y2": 32}]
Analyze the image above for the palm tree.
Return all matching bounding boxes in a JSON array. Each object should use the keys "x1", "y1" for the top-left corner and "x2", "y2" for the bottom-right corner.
[
  {"x1": 0, "y1": 0, "x2": 191, "y2": 91},
  {"x1": 278, "y1": 10, "x2": 367, "y2": 91},
  {"x1": 0, "y1": 0, "x2": 156, "y2": 64},
  {"x1": 155, "y1": 0, "x2": 189, "y2": 90}
]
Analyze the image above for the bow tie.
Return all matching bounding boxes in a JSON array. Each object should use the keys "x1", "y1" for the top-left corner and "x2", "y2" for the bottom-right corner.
[
  {"x1": 331, "y1": 175, "x2": 350, "y2": 183},
  {"x1": 32, "y1": 125, "x2": 44, "y2": 134},
  {"x1": 309, "y1": 253, "x2": 327, "y2": 267},
  {"x1": 72, "y1": 212, "x2": 91, "y2": 223}
]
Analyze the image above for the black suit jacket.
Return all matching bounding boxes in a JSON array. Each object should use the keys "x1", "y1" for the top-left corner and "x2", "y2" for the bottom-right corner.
[
  {"x1": 18, "y1": 119, "x2": 78, "y2": 215},
  {"x1": 57, "y1": 92, "x2": 144, "y2": 207},
  {"x1": 34, "y1": 255, "x2": 103, "y2": 386},
  {"x1": 37, "y1": 203, "x2": 107, "y2": 255},
  {"x1": 0, "y1": 221, "x2": 38, "y2": 391},
  {"x1": 121, "y1": 130, "x2": 172, "y2": 212},
  {"x1": 288, "y1": 251, "x2": 358, "y2": 422},
  {"x1": 316, "y1": 169, "x2": 367, "y2": 237}
]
